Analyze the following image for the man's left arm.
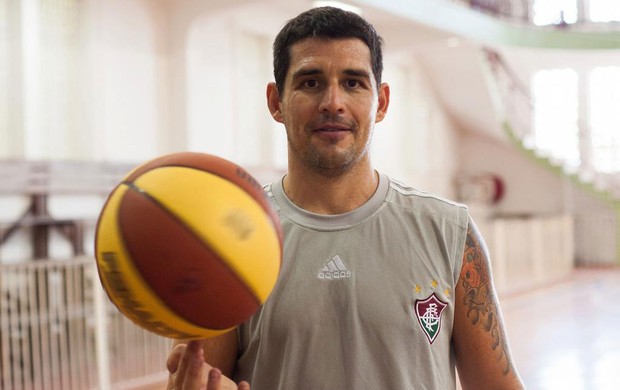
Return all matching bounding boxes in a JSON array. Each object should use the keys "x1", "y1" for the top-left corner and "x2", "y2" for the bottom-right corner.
[{"x1": 452, "y1": 217, "x2": 525, "y2": 389}]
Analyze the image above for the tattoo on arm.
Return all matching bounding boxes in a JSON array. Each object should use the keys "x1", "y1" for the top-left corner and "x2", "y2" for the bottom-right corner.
[{"x1": 460, "y1": 222, "x2": 513, "y2": 376}]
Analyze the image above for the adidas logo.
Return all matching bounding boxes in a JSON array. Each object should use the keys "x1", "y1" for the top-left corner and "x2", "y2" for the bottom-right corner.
[{"x1": 318, "y1": 255, "x2": 352, "y2": 280}]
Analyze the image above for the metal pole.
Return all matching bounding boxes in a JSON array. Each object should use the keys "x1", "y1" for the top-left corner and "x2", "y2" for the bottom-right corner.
[{"x1": 93, "y1": 264, "x2": 111, "y2": 390}]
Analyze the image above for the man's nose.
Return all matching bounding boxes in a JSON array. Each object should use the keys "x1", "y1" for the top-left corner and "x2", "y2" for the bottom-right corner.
[{"x1": 318, "y1": 84, "x2": 345, "y2": 113}]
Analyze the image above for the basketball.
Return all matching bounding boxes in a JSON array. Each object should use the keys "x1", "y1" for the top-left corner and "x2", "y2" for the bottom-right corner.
[{"x1": 94, "y1": 152, "x2": 283, "y2": 339}]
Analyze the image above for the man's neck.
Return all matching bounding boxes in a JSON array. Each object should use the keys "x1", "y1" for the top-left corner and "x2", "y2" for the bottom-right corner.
[{"x1": 282, "y1": 162, "x2": 379, "y2": 215}]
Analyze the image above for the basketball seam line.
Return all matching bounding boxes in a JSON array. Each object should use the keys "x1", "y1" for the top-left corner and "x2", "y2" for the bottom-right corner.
[{"x1": 121, "y1": 180, "x2": 262, "y2": 320}]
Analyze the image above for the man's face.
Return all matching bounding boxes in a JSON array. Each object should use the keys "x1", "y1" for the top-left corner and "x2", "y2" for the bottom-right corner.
[{"x1": 268, "y1": 37, "x2": 389, "y2": 176}]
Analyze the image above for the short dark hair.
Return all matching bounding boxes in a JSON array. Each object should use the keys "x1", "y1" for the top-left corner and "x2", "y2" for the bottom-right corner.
[{"x1": 272, "y1": 6, "x2": 384, "y2": 95}]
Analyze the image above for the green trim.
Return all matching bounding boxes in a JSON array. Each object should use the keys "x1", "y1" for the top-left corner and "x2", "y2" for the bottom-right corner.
[
  {"x1": 503, "y1": 121, "x2": 620, "y2": 265},
  {"x1": 355, "y1": 0, "x2": 620, "y2": 49}
]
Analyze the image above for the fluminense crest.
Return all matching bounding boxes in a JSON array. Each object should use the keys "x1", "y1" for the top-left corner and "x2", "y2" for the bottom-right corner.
[{"x1": 415, "y1": 293, "x2": 448, "y2": 344}]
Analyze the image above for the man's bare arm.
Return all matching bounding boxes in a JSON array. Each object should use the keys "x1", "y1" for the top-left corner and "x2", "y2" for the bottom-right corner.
[{"x1": 453, "y1": 217, "x2": 525, "y2": 389}]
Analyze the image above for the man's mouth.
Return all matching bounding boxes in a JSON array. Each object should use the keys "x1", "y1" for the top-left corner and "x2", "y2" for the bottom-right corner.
[{"x1": 314, "y1": 123, "x2": 351, "y2": 132}]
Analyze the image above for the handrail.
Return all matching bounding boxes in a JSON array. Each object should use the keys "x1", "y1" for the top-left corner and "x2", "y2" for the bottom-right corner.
[
  {"x1": 0, "y1": 160, "x2": 135, "y2": 195},
  {"x1": 449, "y1": 0, "x2": 620, "y2": 35},
  {"x1": 451, "y1": 0, "x2": 530, "y2": 23},
  {"x1": 355, "y1": 0, "x2": 620, "y2": 49},
  {"x1": 455, "y1": 0, "x2": 620, "y2": 31}
]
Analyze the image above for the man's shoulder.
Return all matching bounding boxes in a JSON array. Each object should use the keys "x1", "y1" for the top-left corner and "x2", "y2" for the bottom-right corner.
[
  {"x1": 387, "y1": 176, "x2": 465, "y2": 208},
  {"x1": 385, "y1": 176, "x2": 468, "y2": 226}
]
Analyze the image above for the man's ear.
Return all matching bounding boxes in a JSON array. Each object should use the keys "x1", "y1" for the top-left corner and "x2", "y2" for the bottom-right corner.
[
  {"x1": 267, "y1": 82, "x2": 284, "y2": 123},
  {"x1": 375, "y1": 82, "x2": 390, "y2": 123}
]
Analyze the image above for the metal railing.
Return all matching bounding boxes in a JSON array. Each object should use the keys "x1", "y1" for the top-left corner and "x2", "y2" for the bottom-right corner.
[
  {"x1": 0, "y1": 257, "x2": 170, "y2": 389},
  {"x1": 451, "y1": 0, "x2": 531, "y2": 22},
  {"x1": 0, "y1": 160, "x2": 135, "y2": 196},
  {"x1": 455, "y1": 0, "x2": 620, "y2": 31}
]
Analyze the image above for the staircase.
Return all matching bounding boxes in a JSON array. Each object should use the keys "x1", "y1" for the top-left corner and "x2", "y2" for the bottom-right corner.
[
  {"x1": 465, "y1": 0, "x2": 620, "y2": 266},
  {"x1": 355, "y1": 0, "x2": 620, "y2": 264},
  {"x1": 481, "y1": 47, "x2": 620, "y2": 200},
  {"x1": 480, "y1": 45, "x2": 620, "y2": 265}
]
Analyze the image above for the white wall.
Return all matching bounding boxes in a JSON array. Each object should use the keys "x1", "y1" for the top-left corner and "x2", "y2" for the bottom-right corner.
[
  {"x1": 2, "y1": 0, "x2": 462, "y2": 183},
  {"x1": 85, "y1": 0, "x2": 169, "y2": 163},
  {"x1": 459, "y1": 130, "x2": 568, "y2": 215},
  {"x1": 375, "y1": 52, "x2": 461, "y2": 198},
  {"x1": 185, "y1": 12, "x2": 282, "y2": 172},
  {"x1": 458, "y1": 128, "x2": 620, "y2": 266}
]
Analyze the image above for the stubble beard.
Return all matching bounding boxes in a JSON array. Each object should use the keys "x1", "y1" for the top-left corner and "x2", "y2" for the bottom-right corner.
[{"x1": 287, "y1": 128, "x2": 372, "y2": 179}]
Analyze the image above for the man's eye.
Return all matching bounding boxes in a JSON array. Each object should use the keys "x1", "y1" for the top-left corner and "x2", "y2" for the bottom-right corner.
[
  {"x1": 346, "y1": 80, "x2": 360, "y2": 88},
  {"x1": 305, "y1": 79, "x2": 319, "y2": 88}
]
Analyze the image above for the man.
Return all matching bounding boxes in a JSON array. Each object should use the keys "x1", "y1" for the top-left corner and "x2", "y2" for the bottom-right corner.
[{"x1": 168, "y1": 6, "x2": 525, "y2": 390}]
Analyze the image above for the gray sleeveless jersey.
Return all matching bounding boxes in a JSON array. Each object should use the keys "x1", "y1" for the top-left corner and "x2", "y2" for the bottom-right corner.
[{"x1": 234, "y1": 173, "x2": 469, "y2": 389}]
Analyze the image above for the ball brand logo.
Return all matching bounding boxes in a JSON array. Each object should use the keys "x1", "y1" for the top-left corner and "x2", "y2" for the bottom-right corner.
[
  {"x1": 224, "y1": 210, "x2": 254, "y2": 240},
  {"x1": 235, "y1": 167, "x2": 273, "y2": 202},
  {"x1": 235, "y1": 167, "x2": 262, "y2": 191},
  {"x1": 101, "y1": 252, "x2": 130, "y2": 294},
  {"x1": 100, "y1": 252, "x2": 196, "y2": 339}
]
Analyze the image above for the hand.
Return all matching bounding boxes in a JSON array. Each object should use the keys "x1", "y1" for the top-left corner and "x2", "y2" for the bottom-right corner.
[{"x1": 167, "y1": 340, "x2": 250, "y2": 390}]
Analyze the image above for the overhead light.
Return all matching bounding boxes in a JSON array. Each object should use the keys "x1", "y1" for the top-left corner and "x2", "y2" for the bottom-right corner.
[{"x1": 312, "y1": 1, "x2": 362, "y2": 15}]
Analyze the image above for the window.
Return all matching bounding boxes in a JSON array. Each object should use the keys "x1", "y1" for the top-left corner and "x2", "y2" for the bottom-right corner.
[
  {"x1": 590, "y1": 67, "x2": 620, "y2": 173},
  {"x1": 532, "y1": 69, "x2": 580, "y2": 168},
  {"x1": 533, "y1": 0, "x2": 578, "y2": 26},
  {"x1": 0, "y1": 0, "x2": 8, "y2": 156},
  {"x1": 17, "y1": 0, "x2": 79, "y2": 159},
  {"x1": 589, "y1": 0, "x2": 620, "y2": 22}
]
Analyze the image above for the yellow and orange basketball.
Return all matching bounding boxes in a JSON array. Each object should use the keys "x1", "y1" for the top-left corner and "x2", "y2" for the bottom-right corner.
[{"x1": 94, "y1": 152, "x2": 282, "y2": 339}]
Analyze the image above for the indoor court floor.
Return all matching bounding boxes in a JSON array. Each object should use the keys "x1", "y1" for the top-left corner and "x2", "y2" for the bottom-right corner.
[{"x1": 502, "y1": 267, "x2": 620, "y2": 390}]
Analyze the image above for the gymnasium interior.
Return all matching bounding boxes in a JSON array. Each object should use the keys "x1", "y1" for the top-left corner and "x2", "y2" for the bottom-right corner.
[{"x1": 1, "y1": 0, "x2": 619, "y2": 389}]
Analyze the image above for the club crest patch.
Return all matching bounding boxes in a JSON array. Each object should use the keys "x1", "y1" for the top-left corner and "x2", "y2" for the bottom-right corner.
[{"x1": 415, "y1": 293, "x2": 448, "y2": 344}]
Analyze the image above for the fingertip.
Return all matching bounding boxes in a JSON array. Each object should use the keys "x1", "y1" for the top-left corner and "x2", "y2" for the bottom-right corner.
[
  {"x1": 208, "y1": 367, "x2": 222, "y2": 381},
  {"x1": 190, "y1": 346, "x2": 204, "y2": 370},
  {"x1": 238, "y1": 381, "x2": 251, "y2": 390},
  {"x1": 187, "y1": 339, "x2": 202, "y2": 352}
]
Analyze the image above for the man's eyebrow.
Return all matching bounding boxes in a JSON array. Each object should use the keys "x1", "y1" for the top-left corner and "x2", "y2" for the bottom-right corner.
[
  {"x1": 343, "y1": 69, "x2": 371, "y2": 79},
  {"x1": 290, "y1": 68, "x2": 372, "y2": 80},
  {"x1": 291, "y1": 68, "x2": 322, "y2": 80}
]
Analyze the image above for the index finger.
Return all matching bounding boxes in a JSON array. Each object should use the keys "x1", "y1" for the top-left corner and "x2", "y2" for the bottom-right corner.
[{"x1": 176, "y1": 340, "x2": 205, "y2": 390}]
